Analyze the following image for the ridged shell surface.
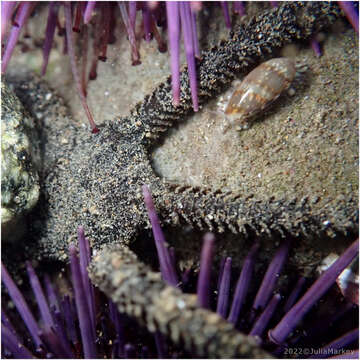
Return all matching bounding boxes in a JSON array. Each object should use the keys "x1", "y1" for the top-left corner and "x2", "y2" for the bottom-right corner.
[{"x1": 225, "y1": 58, "x2": 296, "y2": 129}]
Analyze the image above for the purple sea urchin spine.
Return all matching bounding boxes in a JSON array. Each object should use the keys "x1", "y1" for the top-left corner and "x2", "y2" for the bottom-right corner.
[
  {"x1": 1, "y1": 1, "x2": 17, "y2": 38},
  {"x1": 1, "y1": 309, "x2": 30, "y2": 358},
  {"x1": 191, "y1": 9, "x2": 200, "y2": 58},
  {"x1": 77, "y1": 226, "x2": 96, "y2": 334},
  {"x1": 2, "y1": 2, "x2": 350, "y2": 128},
  {"x1": 233, "y1": 1, "x2": 245, "y2": 16},
  {"x1": 61, "y1": 295, "x2": 79, "y2": 345},
  {"x1": 190, "y1": 1, "x2": 202, "y2": 13},
  {"x1": 216, "y1": 256, "x2": 232, "y2": 318},
  {"x1": 311, "y1": 36, "x2": 322, "y2": 57},
  {"x1": 154, "y1": 331, "x2": 169, "y2": 358},
  {"x1": 309, "y1": 328, "x2": 359, "y2": 359},
  {"x1": 38, "y1": 328, "x2": 72, "y2": 358},
  {"x1": 98, "y1": 1, "x2": 111, "y2": 62},
  {"x1": 283, "y1": 276, "x2": 306, "y2": 313},
  {"x1": 64, "y1": 2, "x2": 99, "y2": 134},
  {"x1": 1, "y1": 326, "x2": 33, "y2": 359},
  {"x1": 81, "y1": 20, "x2": 89, "y2": 95},
  {"x1": 84, "y1": 1, "x2": 96, "y2": 24},
  {"x1": 216, "y1": 256, "x2": 226, "y2": 292},
  {"x1": 228, "y1": 242, "x2": 259, "y2": 324},
  {"x1": 51, "y1": 308, "x2": 74, "y2": 357},
  {"x1": 249, "y1": 293, "x2": 281, "y2": 339},
  {"x1": 72, "y1": 2, "x2": 84, "y2": 33},
  {"x1": 252, "y1": 239, "x2": 290, "y2": 312},
  {"x1": 69, "y1": 244, "x2": 97, "y2": 358},
  {"x1": 221, "y1": 2, "x2": 231, "y2": 29},
  {"x1": 179, "y1": 1, "x2": 199, "y2": 111},
  {"x1": 144, "y1": 200, "x2": 358, "y2": 356},
  {"x1": 142, "y1": 184, "x2": 179, "y2": 286},
  {"x1": 129, "y1": 2, "x2": 137, "y2": 31},
  {"x1": 2, "y1": 309, "x2": 19, "y2": 339},
  {"x1": 118, "y1": 2, "x2": 141, "y2": 65},
  {"x1": 197, "y1": 232, "x2": 215, "y2": 309},
  {"x1": 142, "y1": 2, "x2": 152, "y2": 42},
  {"x1": 108, "y1": 300, "x2": 125, "y2": 357},
  {"x1": 26, "y1": 261, "x2": 55, "y2": 332},
  {"x1": 124, "y1": 343, "x2": 136, "y2": 358},
  {"x1": 41, "y1": 2, "x2": 59, "y2": 76},
  {"x1": 269, "y1": 239, "x2": 359, "y2": 345},
  {"x1": 1, "y1": 2, "x2": 35, "y2": 74},
  {"x1": 338, "y1": 1, "x2": 359, "y2": 33},
  {"x1": 89, "y1": 243, "x2": 272, "y2": 358},
  {"x1": 166, "y1": 1, "x2": 181, "y2": 106},
  {"x1": 1, "y1": 262, "x2": 43, "y2": 348}
]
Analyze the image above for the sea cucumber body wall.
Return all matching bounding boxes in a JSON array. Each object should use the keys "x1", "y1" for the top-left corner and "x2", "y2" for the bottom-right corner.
[{"x1": 225, "y1": 58, "x2": 296, "y2": 130}]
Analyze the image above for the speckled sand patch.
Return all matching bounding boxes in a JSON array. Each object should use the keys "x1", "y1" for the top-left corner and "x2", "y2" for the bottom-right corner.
[{"x1": 152, "y1": 28, "x2": 358, "y2": 225}]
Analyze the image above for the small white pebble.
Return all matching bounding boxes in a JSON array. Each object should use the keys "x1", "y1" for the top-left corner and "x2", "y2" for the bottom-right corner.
[
  {"x1": 177, "y1": 299, "x2": 186, "y2": 309},
  {"x1": 288, "y1": 87, "x2": 295, "y2": 96}
]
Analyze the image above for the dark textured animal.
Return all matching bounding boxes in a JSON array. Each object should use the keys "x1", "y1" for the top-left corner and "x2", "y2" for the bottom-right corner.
[{"x1": 3, "y1": 3, "x2": 357, "y2": 358}]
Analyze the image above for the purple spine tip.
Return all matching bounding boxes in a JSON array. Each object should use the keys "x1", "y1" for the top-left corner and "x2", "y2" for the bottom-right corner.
[
  {"x1": 142, "y1": 3, "x2": 152, "y2": 42},
  {"x1": 310, "y1": 36, "x2": 322, "y2": 57},
  {"x1": 283, "y1": 276, "x2": 306, "y2": 313},
  {"x1": 142, "y1": 184, "x2": 179, "y2": 287},
  {"x1": 190, "y1": 2, "x2": 202, "y2": 12},
  {"x1": 233, "y1": 2, "x2": 246, "y2": 17},
  {"x1": 228, "y1": 242, "x2": 259, "y2": 324},
  {"x1": 252, "y1": 240, "x2": 290, "y2": 312},
  {"x1": 249, "y1": 293, "x2": 281, "y2": 338},
  {"x1": 216, "y1": 257, "x2": 232, "y2": 318},
  {"x1": 64, "y1": 2, "x2": 99, "y2": 133},
  {"x1": 338, "y1": 1, "x2": 359, "y2": 33},
  {"x1": 124, "y1": 343, "x2": 135, "y2": 358},
  {"x1": 269, "y1": 239, "x2": 359, "y2": 345},
  {"x1": 197, "y1": 232, "x2": 216, "y2": 309},
  {"x1": 84, "y1": 1, "x2": 96, "y2": 24},
  {"x1": 118, "y1": 2, "x2": 140, "y2": 65}
]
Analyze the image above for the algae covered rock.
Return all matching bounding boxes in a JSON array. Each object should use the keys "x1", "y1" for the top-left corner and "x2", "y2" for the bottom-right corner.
[{"x1": 1, "y1": 82, "x2": 41, "y2": 242}]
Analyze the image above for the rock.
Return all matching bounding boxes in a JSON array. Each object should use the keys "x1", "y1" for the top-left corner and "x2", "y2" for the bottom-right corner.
[{"x1": 1, "y1": 82, "x2": 41, "y2": 242}]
